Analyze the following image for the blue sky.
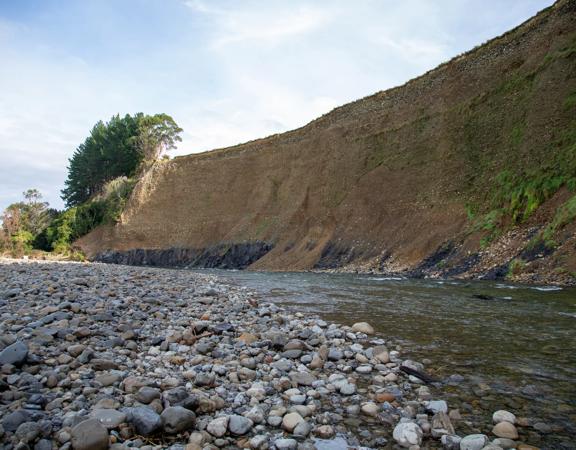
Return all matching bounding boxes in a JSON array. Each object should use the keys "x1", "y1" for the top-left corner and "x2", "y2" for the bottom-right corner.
[{"x1": 0, "y1": 0, "x2": 554, "y2": 212}]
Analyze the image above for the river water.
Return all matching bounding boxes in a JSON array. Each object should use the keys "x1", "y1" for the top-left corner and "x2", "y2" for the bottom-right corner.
[{"x1": 196, "y1": 270, "x2": 576, "y2": 449}]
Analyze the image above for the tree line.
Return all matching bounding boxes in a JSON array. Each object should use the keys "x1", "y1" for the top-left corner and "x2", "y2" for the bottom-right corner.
[{"x1": 1, "y1": 113, "x2": 182, "y2": 257}]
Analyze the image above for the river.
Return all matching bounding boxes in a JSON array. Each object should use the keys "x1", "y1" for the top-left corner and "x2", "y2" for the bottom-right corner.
[{"x1": 197, "y1": 270, "x2": 576, "y2": 449}]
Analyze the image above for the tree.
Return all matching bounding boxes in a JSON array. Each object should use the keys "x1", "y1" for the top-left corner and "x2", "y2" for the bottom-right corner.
[
  {"x1": 24, "y1": 189, "x2": 42, "y2": 203},
  {"x1": 61, "y1": 114, "x2": 143, "y2": 206},
  {"x1": 21, "y1": 189, "x2": 51, "y2": 235},
  {"x1": 1, "y1": 203, "x2": 27, "y2": 255},
  {"x1": 61, "y1": 113, "x2": 182, "y2": 207},
  {"x1": 134, "y1": 113, "x2": 183, "y2": 163},
  {"x1": 0, "y1": 189, "x2": 54, "y2": 255}
]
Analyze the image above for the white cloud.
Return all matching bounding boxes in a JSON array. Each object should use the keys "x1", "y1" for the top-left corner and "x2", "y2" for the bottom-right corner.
[
  {"x1": 174, "y1": 88, "x2": 340, "y2": 154},
  {"x1": 376, "y1": 36, "x2": 449, "y2": 64},
  {"x1": 185, "y1": 1, "x2": 333, "y2": 48}
]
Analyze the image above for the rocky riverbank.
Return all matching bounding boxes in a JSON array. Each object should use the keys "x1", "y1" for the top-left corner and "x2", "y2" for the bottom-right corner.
[{"x1": 0, "y1": 260, "x2": 540, "y2": 450}]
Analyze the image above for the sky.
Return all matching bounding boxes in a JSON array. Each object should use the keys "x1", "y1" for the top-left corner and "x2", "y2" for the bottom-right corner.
[{"x1": 0, "y1": 0, "x2": 555, "y2": 212}]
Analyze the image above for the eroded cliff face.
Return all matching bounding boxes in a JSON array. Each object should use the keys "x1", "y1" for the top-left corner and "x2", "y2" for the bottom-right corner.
[{"x1": 78, "y1": 0, "x2": 576, "y2": 284}]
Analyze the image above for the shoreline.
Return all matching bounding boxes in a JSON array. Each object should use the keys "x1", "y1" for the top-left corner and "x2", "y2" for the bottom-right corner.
[
  {"x1": 88, "y1": 247, "x2": 576, "y2": 288},
  {"x1": 0, "y1": 260, "x2": 552, "y2": 449},
  {"x1": 5, "y1": 249, "x2": 574, "y2": 288}
]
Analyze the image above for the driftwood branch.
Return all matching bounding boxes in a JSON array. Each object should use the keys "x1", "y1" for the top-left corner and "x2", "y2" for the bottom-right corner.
[{"x1": 400, "y1": 365, "x2": 440, "y2": 384}]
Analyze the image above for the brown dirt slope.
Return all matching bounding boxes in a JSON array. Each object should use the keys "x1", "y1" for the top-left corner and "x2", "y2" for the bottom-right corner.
[{"x1": 78, "y1": 0, "x2": 576, "y2": 285}]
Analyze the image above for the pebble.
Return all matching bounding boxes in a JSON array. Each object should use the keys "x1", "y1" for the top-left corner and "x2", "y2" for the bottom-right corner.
[
  {"x1": 91, "y1": 409, "x2": 127, "y2": 429},
  {"x1": 249, "y1": 435, "x2": 268, "y2": 449},
  {"x1": 293, "y1": 420, "x2": 312, "y2": 437},
  {"x1": 315, "y1": 425, "x2": 335, "y2": 438},
  {"x1": 493, "y1": 438, "x2": 517, "y2": 449},
  {"x1": 128, "y1": 407, "x2": 162, "y2": 436},
  {"x1": 136, "y1": 386, "x2": 161, "y2": 404},
  {"x1": 492, "y1": 421, "x2": 519, "y2": 439},
  {"x1": 0, "y1": 341, "x2": 28, "y2": 366},
  {"x1": 351, "y1": 322, "x2": 375, "y2": 334},
  {"x1": 274, "y1": 438, "x2": 298, "y2": 450},
  {"x1": 161, "y1": 406, "x2": 196, "y2": 434},
  {"x1": 441, "y1": 434, "x2": 462, "y2": 450},
  {"x1": 207, "y1": 416, "x2": 229, "y2": 437},
  {"x1": 228, "y1": 415, "x2": 253, "y2": 435},
  {"x1": 393, "y1": 421, "x2": 423, "y2": 448},
  {"x1": 290, "y1": 371, "x2": 316, "y2": 386},
  {"x1": 376, "y1": 392, "x2": 395, "y2": 403},
  {"x1": 15, "y1": 422, "x2": 41, "y2": 444},
  {"x1": 70, "y1": 419, "x2": 109, "y2": 450},
  {"x1": 426, "y1": 400, "x2": 448, "y2": 414},
  {"x1": 492, "y1": 410, "x2": 516, "y2": 424},
  {"x1": 361, "y1": 402, "x2": 379, "y2": 417},
  {"x1": 282, "y1": 412, "x2": 304, "y2": 432},
  {"x1": 460, "y1": 434, "x2": 489, "y2": 450},
  {"x1": 339, "y1": 382, "x2": 356, "y2": 395}
]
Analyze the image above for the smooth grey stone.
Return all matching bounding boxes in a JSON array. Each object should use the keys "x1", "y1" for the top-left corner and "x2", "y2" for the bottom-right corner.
[
  {"x1": 327, "y1": 348, "x2": 343, "y2": 361},
  {"x1": 126, "y1": 407, "x2": 162, "y2": 436},
  {"x1": 228, "y1": 415, "x2": 253, "y2": 435},
  {"x1": 0, "y1": 341, "x2": 28, "y2": 366},
  {"x1": 161, "y1": 406, "x2": 196, "y2": 434},
  {"x1": 70, "y1": 419, "x2": 109, "y2": 450},
  {"x1": 3, "y1": 409, "x2": 31, "y2": 432},
  {"x1": 91, "y1": 409, "x2": 127, "y2": 429},
  {"x1": 274, "y1": 438, "x2": 298, "y2": 450},
  {"x1": 136, "y1": 386, "x2": 161, "y2": 404}
]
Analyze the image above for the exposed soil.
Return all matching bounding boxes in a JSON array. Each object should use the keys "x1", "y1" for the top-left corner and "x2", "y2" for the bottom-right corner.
[{"x1": 78, "y1": 0, "x2": 576, "y2": 285}]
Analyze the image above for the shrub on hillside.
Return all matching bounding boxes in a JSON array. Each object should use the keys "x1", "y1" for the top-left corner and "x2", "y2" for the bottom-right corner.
[{"x1": 41, "y1": 176, "x2": 137, "y2": 253}]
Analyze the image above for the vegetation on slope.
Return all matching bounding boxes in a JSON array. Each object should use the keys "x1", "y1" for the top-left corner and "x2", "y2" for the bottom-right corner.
[
  {"x1": 462, "y1": 34, "x2": 576, "y2": 248},
  {"x1": 62, "y1": 113, "x2": 182, "y2": 207},
  {"x1": 1, "y1": 113, "x2": 182, "y2": 258}
]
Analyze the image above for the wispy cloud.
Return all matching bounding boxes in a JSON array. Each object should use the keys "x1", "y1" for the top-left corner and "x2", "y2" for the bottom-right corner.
[{"x1": 185, "y1": 1, "x2": 333, "y2": 48}]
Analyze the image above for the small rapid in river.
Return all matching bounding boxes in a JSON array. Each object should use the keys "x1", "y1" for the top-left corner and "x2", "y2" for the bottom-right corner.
[{"x1": 198, "y1": 270, "x2": 576, "y2": 449}]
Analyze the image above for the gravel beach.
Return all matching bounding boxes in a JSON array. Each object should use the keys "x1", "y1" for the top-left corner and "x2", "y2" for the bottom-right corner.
[{"x1": 0, "y1": 260, "x2": 529, "y2": 449}]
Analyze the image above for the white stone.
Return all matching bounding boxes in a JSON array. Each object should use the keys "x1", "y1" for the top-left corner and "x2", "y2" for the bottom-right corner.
[
  {"x1": 207, "y1": 416, "x2": 229, "y2": 437},
  {"x1": 492, "y1": 410, "x2": 516, "y2": 424},
  {"x1": 246, "y1": 383, "x2": 266, "y2": 400},
  {"x1": 460, "y1": 434, "x2": 489, "y2": 450},
  {"x1": 351, "y1": 322, "x2": 375, "y2": 334},
  {"x1": 249, "y1": 435, "x2": 268, "y2": 449},
  {"x1": 355, "y1": 365, "x2": 373, "y2": 374},
  {"x1": 338, "y1": 382, "x2": 356, "y2": 395},
  {"x1": 426, "y1": 400, "x2": 448, "y2": 414},
  {"x1": 361, "y1": 402, "x2": 379, "y2": 417},
  {"x1": 392, "y1": 422, "x2": 423, "y2": 448},
  {"x1": 282, "y1": 412, "x2": 304, "y2": 432}
]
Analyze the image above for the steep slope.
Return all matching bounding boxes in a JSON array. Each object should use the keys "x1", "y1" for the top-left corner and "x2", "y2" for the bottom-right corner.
[{"x1": 79, "y1": 0, "x2": 576, "y2": 285}]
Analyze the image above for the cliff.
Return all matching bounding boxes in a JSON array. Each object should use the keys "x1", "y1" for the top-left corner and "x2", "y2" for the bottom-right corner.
[{"x1": 78, "y1": 0, "x2": 576, "y2": 285}]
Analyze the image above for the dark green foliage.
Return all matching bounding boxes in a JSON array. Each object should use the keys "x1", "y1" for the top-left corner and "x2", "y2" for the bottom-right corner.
[
  {"x1": 507, "y1": 258, "x2": 525, "y2": 277},
  {"x1": 61, "y1": 113, "x2": 182, "y2": 207},
  {"x1": 62, "y1": 114, "x2": 143, "y2": 207},
  {"x1": 471, "y1": 117, "x2": 576, "y2": 245},
  {"x1": 540, "y1": 194, "x2": 576, "y2": 247},
  {"x1": 44, "y1": 177, "x2": 136, "y2": 252},
  {"x1": 492, "y1": 170, "x2": 566, "y2": 223}
]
